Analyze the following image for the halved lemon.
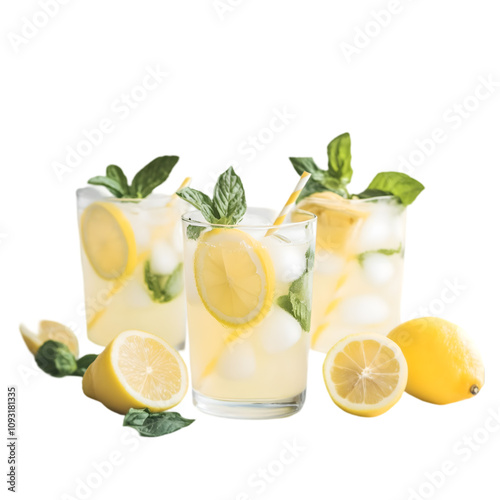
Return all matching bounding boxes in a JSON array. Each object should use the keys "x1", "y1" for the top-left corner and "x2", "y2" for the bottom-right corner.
[
  {"x1": 19, "y1": 320, "x2": 79, "y2": 357},
  {"x1": 83, "y1": 330, "x2": 188, "y2": 415},
  {"x1": 81, "y1": 202, "x2": 137, "y2": 280},
  {"x1": 297, "y1": 192, "x2": 367, "y2": 253},
  {"x1": 194, "y1": 228, "x2": 275, "y2": 328},
  {"x1": 323, "y1": 333, "x2": 408, "y2": 417}
]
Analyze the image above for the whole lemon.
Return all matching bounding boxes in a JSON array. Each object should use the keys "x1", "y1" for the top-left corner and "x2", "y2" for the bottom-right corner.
[{"x1": 388, "y1": 317, "x2": 484, "y2": 404}]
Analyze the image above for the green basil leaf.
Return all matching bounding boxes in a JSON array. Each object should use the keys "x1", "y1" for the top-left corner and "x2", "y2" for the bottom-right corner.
[
  {"x1": 106, "y1": 165, "x2": 129, "y2": 196},
  {"x1": 186, "y1": 224, "x2": 205, "y2": 240},
  {"x1": 73, "y1": 354, "x2": 98, "y2": 376},
  {"x1": 144, "y1": 261, "x2": 184, "y2": 303},
  {"x1": 354, "y1": 188, "x2": 389, "y2": 200},
  {"x1": 212, "y1": 167, "x2": 246, "y2": 224},
  {"x1": 130, "y1": 156, "x2": 179, "y2": 198},
  {"x1": 289, "y1": 157, "x2": 322, "y2": 176},
  {"x1": 327, "y1": 132, "x2": 352, "y2": 185},
  {"x1": 123, "y1": 408, "x2": 195, "y2": 437},
  {"x1": 87, "y1": 176, "x2": 125, "y2": 198},
  {"x1": 357, "y1": 172, "x2": 425, "y2": 206},
  {"x1": 35, "y1": 341, "x2": 77, "y2": 377},
  {"x1": 176, "y1": 187, "x2": 218, "y2": 223}
]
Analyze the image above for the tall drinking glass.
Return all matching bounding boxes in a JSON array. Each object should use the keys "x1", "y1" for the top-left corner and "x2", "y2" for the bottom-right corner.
[
  {"x1": 297, "y1": 193, "x2": 406, "y2": 352},
  {"x1": 182, "y1": 208, "x2": 316, "y2": 419},
  {"x1": 77, "y1": 187, "x2": 187, "y2": 348}
]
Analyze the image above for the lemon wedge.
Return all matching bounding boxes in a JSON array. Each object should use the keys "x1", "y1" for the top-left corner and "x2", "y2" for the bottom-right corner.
[
  {"x1": 297, "y1": 192, "x2": 367, "y2": 253},
  {"x1": 83, "y1": 330, "x2": 188, "y2": 414},
  {"x1": 194, "y1": 228, "x2": 275, "y2": 328},
  {"x1": 323, "y1": 333, "x2": 408, "y2": 417},
  {"x1": 80, "y1": 202, "x2": 137, "y2": 280},
  {"x1": 19, "y1": 320, "x2": 79, "y2": 357}
]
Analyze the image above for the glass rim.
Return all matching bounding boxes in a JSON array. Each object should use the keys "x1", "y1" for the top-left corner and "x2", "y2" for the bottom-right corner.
[
  {"x1": 76, "y1": 188, "x2": 173, "y2": 205},
  {"x1": 305, "y1": 193, "x2": 399, "y2": 204},
  {"x1": 181, "y1": 208, "x2": 317, "y2": 230}
]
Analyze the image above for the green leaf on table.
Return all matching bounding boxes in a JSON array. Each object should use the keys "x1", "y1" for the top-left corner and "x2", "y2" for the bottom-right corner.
[
  {"x1": 144, "y1": 261, "x2": 184, "y2": 303},
  {"x1": 73, "y1": 354, "x2": 98, "y2": 376},
  {"x1": 130, "y1": 156, "x2": 179, "y2": 198},
  {"x1": 356, "y1": 172, "x2": 425, "y2": 206},
  {"x1": 123, "y1": 408, "x2": 194, "y2": 437}
]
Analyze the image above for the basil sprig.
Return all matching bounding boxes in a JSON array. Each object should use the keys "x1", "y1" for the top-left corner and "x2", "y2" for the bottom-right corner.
[
  {"x1": 290, "y1": 133, "x2": 424, "y2": 205},
  {"x1": 123, "y1": 408, "x2": 194, "y2": 437},
  {"x1": 88, "y1": 156, "x2": 179, "y2": 199},
  {"x1": 35, "y1": 341, "x2": 97, "y2": 378},
  {"x1": 176, "y1": 166, "x2": 246, "y2": 240}
]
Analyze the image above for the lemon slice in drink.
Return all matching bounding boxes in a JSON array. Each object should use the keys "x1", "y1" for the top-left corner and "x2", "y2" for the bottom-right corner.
[
  {"x1": 297, "y1": 192, "x2": 367, "y2": 253},
  {"x1": 83, "y1": 330, "x2": 188, "y2": 415},
  {"x1": 19, "y1": 320, "x2": 79, "y2": 357},
  {"x1": 81, "y1": 202, "x2": 137, "y2": 280},
  {"x1": 323, "y1": 333, "x2": 408, "y2": 417},
  {"x1": 194, "y1": 228, "x2": 275, "y2": 328}
]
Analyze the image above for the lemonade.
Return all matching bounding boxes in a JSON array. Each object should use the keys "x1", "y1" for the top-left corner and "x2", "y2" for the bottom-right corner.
[
  {"x1": 77, "y1": 156, "x2": 188, "y2": 348},
  {"x1": 177, "y1": 168, "x2": 316, "y2": 418},
  {"x1": 298, "y1": 193, "x2": 406, "y2": 352},
  {"x1": 182, "y1": 209, "x2": 316, "y2": 418}
]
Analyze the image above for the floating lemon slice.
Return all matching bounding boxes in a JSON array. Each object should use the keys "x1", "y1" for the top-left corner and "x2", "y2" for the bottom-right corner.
[
  {"x1": 194, "y1": 228, "x2": 275, "y2": 329},
  {"x1": 19, "y1": 320, "x2": 79, "y2": 357},
  {"x1": 81, "y1": 202, "x2": 137, "y2": 280},
  {"x1": 297, "y1": 192, "x2": 367, "y2": 253},
  {"x1": 323, "y1": 333, "x2": 408, "y2": 417},
  {"x1": 83, "y1": 330, "x2": 188, "y2": 415}
]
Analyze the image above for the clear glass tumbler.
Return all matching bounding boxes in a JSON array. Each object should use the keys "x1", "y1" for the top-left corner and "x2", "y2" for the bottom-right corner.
[
  {"x1": 297, "y1": 193, "x2": 406, "y2": 353},
  {"x1": 182, "y1": 208, "x2": 316, "y2": 419},
  {"x1": 77, "y1": 187, "x2": 187, "y2": 348}
]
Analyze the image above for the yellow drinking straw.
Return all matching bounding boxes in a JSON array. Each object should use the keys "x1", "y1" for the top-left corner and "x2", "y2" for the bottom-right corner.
[
  {"x1": 265, "y1": 171, "x2": 311, "y2": 236},
  {"x1": 167, "y1": 176, "x2": 192, "y2": 206}
]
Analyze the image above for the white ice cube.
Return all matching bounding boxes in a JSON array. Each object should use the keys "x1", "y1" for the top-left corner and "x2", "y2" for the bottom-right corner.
[
  {"x1": 361, "y1": 253, "x2": 396, "y2": 286},
  {"x1": 314, "y1": 250, "x2": 345, "y2": 275},
  {"x1": 76, "y1": 187, "x2": 105, "y2": 209},
  {"x1": 217, "y1": 343, "x2": 256, "y2": 380},
  {"x1": 265, "y1": 237, "x2": 306, "y2": 283},
  {"x1": 339, "y1": 294, "x2": 390, "y2": 325},
  {"x1": 150, "y1": 241, "x2": 179, "y2": 275},
  {"x1": 258, "y1": 307, "x2": 302, "y2": 353}
]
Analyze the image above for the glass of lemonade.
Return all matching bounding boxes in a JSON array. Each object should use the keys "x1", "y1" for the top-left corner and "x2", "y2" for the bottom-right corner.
[
  {"x1": 182, "y1": 208, "x2": 316, "y2": 419},
  {"x1": 297, "y1": 192, "x2": 406, "y2": 353},
  {"x1": 77, "y1": 187, "x2": 187, "y2": 348}
]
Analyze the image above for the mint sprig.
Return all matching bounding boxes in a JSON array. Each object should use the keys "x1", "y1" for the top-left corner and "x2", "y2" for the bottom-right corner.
[
  {"x1": 88, "y1": 156, "x2": 179, "y2": 199},
  {"x1": 177, "y1": 167, "x2": 246, "y2": 239},
  {"x1": 276, "y1": 246, "x2": 314, "y2": 331},
  {"x1": 123, "y1": 408, "x2": 194, "y2": 438},
  {"x1": 144, "y1": 262, "x2": 184, "y2": 303},
  {"x1": 290, "y1": 133, "x2": 424, "y2": 205},
  {"x1": 35, "y1": 341, "x2": 97, "y2": 378}
]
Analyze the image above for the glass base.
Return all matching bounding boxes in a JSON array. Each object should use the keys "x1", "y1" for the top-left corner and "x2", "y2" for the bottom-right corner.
[{"x1": 192, "y1": 390, "x2": 306, "y2": 420}]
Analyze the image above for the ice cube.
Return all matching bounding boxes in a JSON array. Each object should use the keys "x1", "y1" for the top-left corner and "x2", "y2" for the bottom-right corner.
[
  {"x1": 361, "y1": 253, "x2": 396, "y2": 286},
  {"x1": 123, "y1": 280, "x2": 152, "y2": 308},
  {"x1": 258, "y1": 307, "x2": 302, "y2": 353},
  {"x1": 217, "y1": 343, "x2": 256, "y2": 379},
  {"x1": 239, "y1": 213, "x2": 274, "y2": 241},
  {"x1": 314, "y1": 250, "x2": 345, "y2": 275},
  {"x1": 356, "y1": 203, "x2": 404, "y2": 253},
  {"x1": 76, "y1": 187, "x2": 105, "y2": 210},
  {"x1": 137, "y1": 193, "x2": 170, "y2": 209},
  {"x1": 150, "y1": 241, "x2": 179, "y2": 275},
  {"x1": 265, "y1": 237, "x2": 306, "y2": 283},
  {"x1": 339, "y1": 294, "x2": 390, "y2": 325}
]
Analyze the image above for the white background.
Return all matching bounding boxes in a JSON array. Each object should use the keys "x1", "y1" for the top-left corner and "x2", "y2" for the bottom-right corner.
[{"x1": 2, "y1": 1, "x2": 500, "y2": 499}]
